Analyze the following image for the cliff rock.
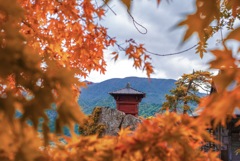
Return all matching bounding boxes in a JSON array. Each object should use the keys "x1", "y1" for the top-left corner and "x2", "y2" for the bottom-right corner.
[{"x1": 96, "y1": 107, "x2": 141, "y2": 136}]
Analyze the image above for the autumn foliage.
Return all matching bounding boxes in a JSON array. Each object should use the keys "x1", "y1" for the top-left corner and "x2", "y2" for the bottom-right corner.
[
  {"x1": 43, "y1": 113, "x2": 220, "y2": 161},
  {"x1": 0, "y1": 0, "x2": 239, "y2": 161},
  {"x1": 160, "y1": 70, "x2": 212, "y2": 114},
  {"x1": 78, "y1": 107, "x2": 105, "y2": 136}
]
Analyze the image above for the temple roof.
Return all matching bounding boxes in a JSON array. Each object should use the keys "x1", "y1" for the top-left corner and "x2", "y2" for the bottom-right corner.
[{"x1": 109, "y1": 83, "x2": 146, "y2": 97}]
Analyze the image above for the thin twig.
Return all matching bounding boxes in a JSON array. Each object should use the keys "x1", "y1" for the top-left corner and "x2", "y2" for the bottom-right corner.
[
  {"x1": 127, "y1": 10, "x2": 147, "y2": 34},
  {"x1": 145, "y1": 44, "x2": 198, "y2": 57}
]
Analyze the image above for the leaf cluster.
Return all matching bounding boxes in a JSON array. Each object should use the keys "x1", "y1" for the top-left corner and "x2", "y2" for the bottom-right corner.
[
  {"x1": 41, "y1": 113, "x2": 220, "y2": 161},
  {"x1": 79, "y1": 107, "x2": 106, "y2": 136},
  {"x1": 160, "y1": 70, "x2": 212, "y2": 114}
]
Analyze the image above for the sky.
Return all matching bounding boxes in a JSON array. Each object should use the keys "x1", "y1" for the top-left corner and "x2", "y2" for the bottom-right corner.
[{"x1": 85, "y1": 0, "x2": 223, "y2": 83}]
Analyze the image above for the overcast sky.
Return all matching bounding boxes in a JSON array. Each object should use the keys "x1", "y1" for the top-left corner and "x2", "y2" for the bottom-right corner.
[{"x1": 85, "y1": 0, "x2": 223, "y2": 83}]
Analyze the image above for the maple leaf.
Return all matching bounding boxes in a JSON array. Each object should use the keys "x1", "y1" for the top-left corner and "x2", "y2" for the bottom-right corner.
[
  {"x1": 209, "y1": 48, "x2": 236, "y2": 69},
  {"x1": 196, "y1": 41, "x2": 207, "y2": 58},
  {"x1": 111, "y1": 51, "x2": 119, "y2": 62},
  {"x1": 144, "y1": 62, "x2": 154, "y2": 78},
  {"x1": 224, "y1": 0, "x2": 240, "y2": 17},
  {"x1": 212, "y1": 67, "x2": 239, "y2": 93},
  {"x1": 178, "y1": 0, "x2": 220, "y2": 42},
  {"x1": 225, "y1": 26, "x2": 240, "y2": 41}
]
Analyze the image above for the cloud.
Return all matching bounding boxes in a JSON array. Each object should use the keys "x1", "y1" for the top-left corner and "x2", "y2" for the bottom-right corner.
[
  {"x1": 86, "y1": 58, "x2": 147, "y2": 82},
  {"x1": 152, "y1": 55, "x2": 210, "y2": 78},
  {"x1": 87, "y1": 0, "x2": 220, "y2": 83}
]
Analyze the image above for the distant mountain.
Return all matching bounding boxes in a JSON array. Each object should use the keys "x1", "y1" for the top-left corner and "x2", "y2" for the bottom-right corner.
[{"x1": 78, "y1": 77, "x2": 176, "y2": 116}]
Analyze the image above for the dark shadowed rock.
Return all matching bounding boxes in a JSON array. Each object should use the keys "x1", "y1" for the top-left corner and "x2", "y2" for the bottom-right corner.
[{"x1": 96, "y1": 107, "x2": 141, "y2": 136}]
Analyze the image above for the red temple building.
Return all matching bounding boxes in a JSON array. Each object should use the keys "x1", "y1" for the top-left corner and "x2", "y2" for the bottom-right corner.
[{"x1": 109, "y1": 83, "x2": 146, "y2": 116}]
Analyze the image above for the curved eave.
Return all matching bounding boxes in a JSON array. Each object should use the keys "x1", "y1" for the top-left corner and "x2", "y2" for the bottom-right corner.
[{"x1": 109, "y1": 92, "x2": 146, "y2": 98}]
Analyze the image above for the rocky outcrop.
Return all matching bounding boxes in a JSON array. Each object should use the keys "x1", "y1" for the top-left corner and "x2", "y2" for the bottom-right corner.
[
  {"x1": 96, "y1": 107, "x2": 141, "y2": 136},
  {"x1": 121, "y1": 114, "x2": 141, "y2": 131},
  {"x1": 97, "y1": 107, "x2": 125, "y2": 136}
]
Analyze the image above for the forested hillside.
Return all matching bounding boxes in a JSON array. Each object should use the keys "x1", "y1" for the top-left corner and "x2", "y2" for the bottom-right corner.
[{"x1": 78, "y1": 77, "x2": 176, "y2": 116}]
